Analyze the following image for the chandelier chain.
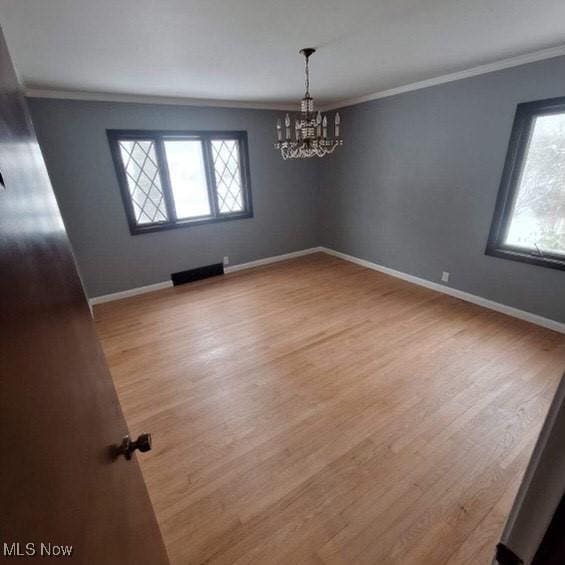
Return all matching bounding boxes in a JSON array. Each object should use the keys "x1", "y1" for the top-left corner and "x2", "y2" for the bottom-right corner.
[{"x1": 305, "y1": 54, "x2": 310, "y2": 97}]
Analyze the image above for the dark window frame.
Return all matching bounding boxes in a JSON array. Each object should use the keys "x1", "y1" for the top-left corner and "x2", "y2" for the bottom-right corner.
[
  {"x1": 107, "y1": 129, "x2": 254, "y2": 235},
  {"x1": 486, "y1": 97, "x2": 565, "y2": 271}
]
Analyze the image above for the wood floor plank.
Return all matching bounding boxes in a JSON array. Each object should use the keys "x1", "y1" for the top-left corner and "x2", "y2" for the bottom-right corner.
[{"x1": 94, "y1": 253, "x2": 565, "y2": 564}]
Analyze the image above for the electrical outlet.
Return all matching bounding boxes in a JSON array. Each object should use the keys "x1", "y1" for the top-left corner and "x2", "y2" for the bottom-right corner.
[
  {"x1": 223, "y1": 256, "x2": 230, "y2": 266},
  {"x1": 441, "y1": 271, "x2": 450, "y2": 283}
]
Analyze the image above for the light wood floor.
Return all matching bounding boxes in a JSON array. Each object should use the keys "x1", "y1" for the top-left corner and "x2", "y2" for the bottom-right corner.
[{"x1": 95, "y1": 253, "x2": 565, "y2": 564}]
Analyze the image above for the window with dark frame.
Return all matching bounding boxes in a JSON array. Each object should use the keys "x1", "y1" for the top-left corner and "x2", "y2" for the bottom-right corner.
[
  {"x1": 107, "y1": 130, "x2": 253, "y2": 234},
  {"x1": 486, "y1": 97, "x2": 565, "y2": 271}
]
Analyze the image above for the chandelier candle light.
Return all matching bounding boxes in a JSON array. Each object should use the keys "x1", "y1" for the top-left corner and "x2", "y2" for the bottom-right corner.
[{"x1": 275, "y1": 48, "x2": 342, "y2": 159}]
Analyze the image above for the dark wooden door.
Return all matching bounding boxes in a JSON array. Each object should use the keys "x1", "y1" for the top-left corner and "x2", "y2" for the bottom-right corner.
[{"x1": 0, "y1": 30, "x2": 169, "y2": 564}]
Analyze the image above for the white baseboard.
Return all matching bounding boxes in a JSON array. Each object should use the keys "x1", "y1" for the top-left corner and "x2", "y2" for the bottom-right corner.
[
  {"x1": 89, "y1": 280, "x2": 173, "y2": 306},
  {"x1": 88, "y1": 246, "x2": 564, "y2": 334},
  {"x1": 89, "y1": 247, "x2": 323, "y2": 306},
  {"x1": 320, "y1": 247, "x2": 565, "y2": 334},
  {"x1": 224, "y1": 247, "x2": 323, "y2": 273}
]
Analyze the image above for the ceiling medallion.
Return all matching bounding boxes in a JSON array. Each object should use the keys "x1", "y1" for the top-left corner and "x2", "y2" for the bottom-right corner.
[{"x1": 275, "y1": 48, "x2": 342, "y2": 159}]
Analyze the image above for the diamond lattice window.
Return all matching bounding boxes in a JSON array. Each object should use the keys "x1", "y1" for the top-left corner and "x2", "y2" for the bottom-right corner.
[
  {"x1": 110, "y1": 130, "x2": 252, "y2": 234},
  {"x1": 211, "y1": 140, "x2": 244, "y2": 213},
  {"x1": 118, "y1": 140, "x2": 168, "y2": 225}
]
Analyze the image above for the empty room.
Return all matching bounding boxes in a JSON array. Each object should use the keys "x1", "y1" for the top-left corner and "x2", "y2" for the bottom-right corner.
[{"x1": 2, "y1": 1, "x2": 565, "y2": 563}]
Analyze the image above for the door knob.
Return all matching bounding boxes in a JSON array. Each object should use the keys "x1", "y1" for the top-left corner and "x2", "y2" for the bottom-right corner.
[{"x1": 117, "y1": 433, "x2": 152, "y2": 460}]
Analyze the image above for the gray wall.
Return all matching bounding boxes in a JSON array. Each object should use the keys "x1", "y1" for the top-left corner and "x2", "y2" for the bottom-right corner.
[
  {"x1": 28, "y1": 98, "x2": 319, "y2": 297},
  {"x1": 29, "y1": 56, "x2": 565, "y2": 322},
  {"x1": 319, "y1": 56, "x2": 565, "y2": 323}
]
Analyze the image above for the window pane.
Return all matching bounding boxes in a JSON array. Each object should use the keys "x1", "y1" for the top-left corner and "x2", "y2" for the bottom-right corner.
[
  {"x1": 211, "y1": 139, "x2": 245, "y2": 213},
  {"x1": 505, "y1": 113, "x2": 565, "y2": 256},
  {"x1": 164, "y1": 140, "x2": 211, "y2": 219},
  {"x1": 119, "y1": 140, "x2": 168, "y2": 225}
]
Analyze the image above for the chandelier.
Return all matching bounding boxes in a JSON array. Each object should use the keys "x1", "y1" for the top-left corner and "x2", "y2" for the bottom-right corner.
[{"x1": 275, "y1": 48, "x2": 342, "y2": 159}]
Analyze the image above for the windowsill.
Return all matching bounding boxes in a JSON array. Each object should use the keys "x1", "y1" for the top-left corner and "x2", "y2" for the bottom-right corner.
[
  {"x1": 485, "y1": 245, "x2": 565, "y2": 272},
  {"x1": 129, "y1": 211, "x2": 253, "y2": 235}
]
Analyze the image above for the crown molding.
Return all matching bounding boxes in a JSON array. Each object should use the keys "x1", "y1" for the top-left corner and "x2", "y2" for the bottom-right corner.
[
  {"x1": 321, "y1": 44, "x2": 565, "y2": 111},
  {"x1": 24, "y1": 44, "x2": 565, "y2": 113},
  {"x1": 24, "y1": 88, "x2": 296, "y2": 111}
]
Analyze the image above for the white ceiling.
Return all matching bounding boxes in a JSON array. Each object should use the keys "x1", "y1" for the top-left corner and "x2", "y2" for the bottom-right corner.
[{"x1": 2, "y1": 0, "x2": 565, "y2": 108}]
